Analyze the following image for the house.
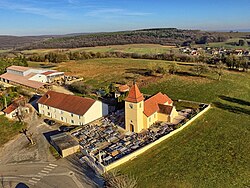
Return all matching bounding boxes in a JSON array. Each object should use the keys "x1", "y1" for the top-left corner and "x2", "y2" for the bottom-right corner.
[
  {"x1": 125, "y1": 83, "x2": 178, "y2": 133},
  {"x1": 115, "y1": 84, "x2": 130, "y2": 98},
  {"x1": 0, "y1": 66, "x2": 64, "y2": 90},
  {"x1": 37, "y1": 91, "x2": 108, "y2": 125},
  {"x1": 3, "y1": 96, "x2": 29, "y2": 119}
]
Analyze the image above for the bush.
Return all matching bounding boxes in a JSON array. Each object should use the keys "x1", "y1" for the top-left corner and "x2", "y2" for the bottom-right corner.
[
  {"x1": 103, "y1": 170, "x2": 137, "y2": 188},
  {"x1": 68, "y1": 81, "x2": 93, "y2": 95}
]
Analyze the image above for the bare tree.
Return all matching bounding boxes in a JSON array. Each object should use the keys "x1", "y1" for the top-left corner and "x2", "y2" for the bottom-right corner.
[
  {"x1": 103, "y1": 170, "x2": 137, "y2": 188},
  {"x1": 19, "y1": 128, "x2": 35, "y2": 145},
  {"x1": 191, "y1": 62, "x2": 209, "y2": 76},
  {"x1": 214, "y1": 61, "x2": 226, "y2": 81}
]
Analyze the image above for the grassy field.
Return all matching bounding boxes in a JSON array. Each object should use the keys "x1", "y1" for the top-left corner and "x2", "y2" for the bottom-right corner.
[
  {"x1": 117, "y1": 70, "x2": 250, "y2": 187},
  {"x1": 22, "y1": 44, "x2": 178, "y2": 55},
  {"x1": 0, "y1": 115, "x2": 26, "y2": 146},
  {"x1": 54, "y1": 58, "x2": 177, "y2": 88},
  {"x1": 199, "y1": 38, "x2": 250, "y2": 50}
]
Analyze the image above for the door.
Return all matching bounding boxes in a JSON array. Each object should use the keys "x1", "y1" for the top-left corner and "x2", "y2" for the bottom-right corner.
[{"x1": 130, "y1": 124, "x2": 134, "y2": 132}]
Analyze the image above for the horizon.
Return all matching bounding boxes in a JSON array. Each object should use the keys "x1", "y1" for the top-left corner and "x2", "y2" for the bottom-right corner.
[
  {"x1": 1, "y1": 27, "x2": 250, "y2": 37},
  {"x1": 0, "y1": 0, "x2": 250, "y2": 36}
]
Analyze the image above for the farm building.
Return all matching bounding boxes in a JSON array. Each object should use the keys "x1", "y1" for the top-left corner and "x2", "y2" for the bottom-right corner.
[{"x1": 0, "y1": 65, "x2": 64, "y2": 90}]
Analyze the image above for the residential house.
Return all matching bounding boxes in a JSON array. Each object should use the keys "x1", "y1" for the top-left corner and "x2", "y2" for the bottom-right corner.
[
  {"x1": 3, "y1": 96, "x2": 29, "y2": 119},
  {"x1": 37, "y1": 91, "x2": 108, "y2": 125}
]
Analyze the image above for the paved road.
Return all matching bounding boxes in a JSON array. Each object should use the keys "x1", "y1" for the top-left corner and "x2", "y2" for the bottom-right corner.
[
  {"x1": 0, "y1": 108, "x2": 103, "y2": 188},
  {"x1": 0, "y1": 161, "x2": 97, "y2": 188}
]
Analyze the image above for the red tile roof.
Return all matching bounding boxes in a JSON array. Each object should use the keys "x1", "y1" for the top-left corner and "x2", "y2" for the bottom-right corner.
[
  {"x1": 125, "y1": 83, "x2": 144, "y2": 103},
  {"x1": 144, "y1": 92, "x2": 173, "y2": 117},
  {"x1": 158, "y1": 104, "x2": 173, "y2": 115},
  {"x1": 37, "y1": 91, "x2": 96, "y2": 116},
  {"x1": 42, "y1": 71, "x2": 56, "y2": 76},
  {"x1": 0, "y1": 73, "x2": 45, "y2": 89},
  {"x1": 7, "y1": 65, "x2": 30, "y2": 72},
  {"x1": 3, "y1": 96, "x2": 26, "y2": 114},
  {"x1": 3, "y1": 103, "x2": 18, "y2": 114},
  {"x1": 118, "y1": 84, "x2": 130, "y2": 92}
]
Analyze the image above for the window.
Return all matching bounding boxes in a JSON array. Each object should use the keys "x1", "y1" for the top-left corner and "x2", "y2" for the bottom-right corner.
[
  {"x1": 47, "y1": 106, "x2": 49, "y2": 109},
  {"x1": 61, "y1": 117, "x2": 63, "y2": 121},
  {"x1": 129, "y1": 104, "x2": 133, "y2": 109},
  {"x1": 61, "y1": 111, "x2": 63, "y2": 114},
  {"x1": 154, "y1": 114, "x2": 156, "y2": 118},
  {"x1": 71, "y1": 113, "x2": 74, "y2": 117},
  {"x1": 71, "y1": 120, "x2": 74, "y2": 124},
  {"x1": 47, "y1": 112, "x2": 50, "y2": 116},
  {"x1": 139, "y1": 103, "x2": 142, "y2": 108},
  {"x1": 149, "y1": 117, "x2": 151, "y2": 122},
  {"x1": 79, "y1": 115, "x2": 81, "y2": 119}
]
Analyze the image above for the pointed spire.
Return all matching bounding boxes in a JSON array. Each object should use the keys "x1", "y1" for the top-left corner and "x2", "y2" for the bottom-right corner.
[{"x1": 125, "y1": 82, "x2": 144, "y2": 103}]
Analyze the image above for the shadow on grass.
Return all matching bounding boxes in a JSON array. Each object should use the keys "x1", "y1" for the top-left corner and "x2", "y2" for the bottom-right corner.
[
  {"x1": 213, "y1": 102, "x2": 250, "y2": 115},
  {"x1": 219, "y1": 95, "x2": 250, "y2": 106},
  {"x1": 125, "y1": 68, "x2": 150, "y2": 76},
  {"x1": 175, "y1": 71, "x2": 209, "y2": 79}
]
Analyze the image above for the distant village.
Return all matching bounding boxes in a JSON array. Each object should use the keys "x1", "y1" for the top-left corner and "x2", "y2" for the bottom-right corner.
[{"x1": 179, "y1": 46, "x2": 250, "y2": 56}]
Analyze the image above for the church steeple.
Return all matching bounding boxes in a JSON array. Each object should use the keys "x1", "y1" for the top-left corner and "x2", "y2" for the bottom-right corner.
[
  {"x1": 125, "y1": 82, "x2": 145, "y2": 133},
  {"x1": 125, "y1": 83, "x2": 144, "y2": 103}
]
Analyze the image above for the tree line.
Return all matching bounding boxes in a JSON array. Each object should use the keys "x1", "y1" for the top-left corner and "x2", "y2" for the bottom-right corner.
[
  {"x1": 18, "y1": 28, "x2": 231, "y2": 50},
  {"x1": 0, "y1": 56, "x2": 28, "y2": 74},
  {"x1": 27, "y1": 51, "x2": 249, "y2": 72}
]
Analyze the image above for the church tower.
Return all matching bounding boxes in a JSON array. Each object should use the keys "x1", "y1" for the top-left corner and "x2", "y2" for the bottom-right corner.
[{"x1": 125, "y1": 83, "x2": 144, "y2": 133}]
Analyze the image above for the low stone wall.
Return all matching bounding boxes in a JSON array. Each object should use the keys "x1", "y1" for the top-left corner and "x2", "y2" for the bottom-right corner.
[{"x1": 105, "y1": 104, "x2": 211, "y2": 172}]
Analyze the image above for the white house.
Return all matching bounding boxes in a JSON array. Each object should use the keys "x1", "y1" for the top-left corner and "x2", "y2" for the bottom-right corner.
[{"x1": 37, "y1": 91, "x2": 109, "y2": 125}]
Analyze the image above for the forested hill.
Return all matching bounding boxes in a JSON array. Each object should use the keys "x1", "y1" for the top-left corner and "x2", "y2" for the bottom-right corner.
[
  {"x1": 0, "y1": 35, "x2": 48, "y2": 50},
  {"x1": 1, "y1": 28, "x2": 250, "y2": 50}
]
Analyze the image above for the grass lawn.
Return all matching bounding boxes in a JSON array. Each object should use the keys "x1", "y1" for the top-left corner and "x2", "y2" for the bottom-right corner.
[
  {"x1": 116, "y1": 70, "x2": 250, "y2": 187},
  {"x1": 0, "y1": 115, "x2": 26, "y2": 146}
]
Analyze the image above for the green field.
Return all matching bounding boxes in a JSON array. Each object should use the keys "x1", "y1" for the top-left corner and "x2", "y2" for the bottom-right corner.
[
  {"x1": 22, "y1": 44, "x2": 178, "y2": 55},
  {"x1": 117, "y1": 69, "x2": 250, "y2": 187},
  {"x1": 0, "y1": 115, "x2": 26, "y2": 146},
  {"x1": 199, "y1": 38, "x2": 250, "y2": 50}
]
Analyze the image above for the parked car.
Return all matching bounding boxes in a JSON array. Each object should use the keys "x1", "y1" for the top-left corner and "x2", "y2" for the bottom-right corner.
[
  {"x1": 44, "y1": 119, "x2": 56, "y2": 126},
  {"x1": 59, "y1": 125, "x2": 77, "y2": 132}
]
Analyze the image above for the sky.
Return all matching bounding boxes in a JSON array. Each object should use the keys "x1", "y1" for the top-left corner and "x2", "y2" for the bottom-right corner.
[{"x1": 0, "y1": 0, "x2": 250, "y2": 36}]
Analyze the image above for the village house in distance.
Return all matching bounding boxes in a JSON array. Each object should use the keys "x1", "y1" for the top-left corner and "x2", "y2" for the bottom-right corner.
[
  {"x1": 125, "y1": 83, "x2": 178, "y2": 133},
  {"x1": 37, "y1": 91, "x2": 109, "y2": 125}
]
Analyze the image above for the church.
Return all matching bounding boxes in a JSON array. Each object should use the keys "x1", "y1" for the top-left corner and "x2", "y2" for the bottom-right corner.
[{"x1": 125, "y1": 83, "x2": 178, "y2": 133}]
